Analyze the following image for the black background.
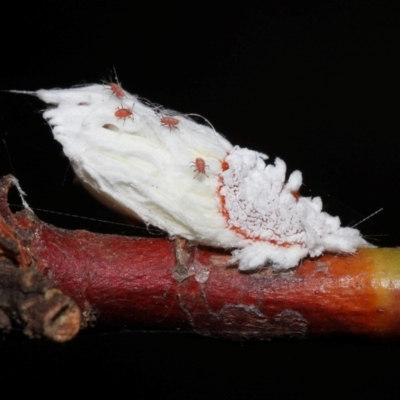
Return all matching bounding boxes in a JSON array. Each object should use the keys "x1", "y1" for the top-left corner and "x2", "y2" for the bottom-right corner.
[{"x1": 1, "y1": 1, "x2": 400, "y2": 398}]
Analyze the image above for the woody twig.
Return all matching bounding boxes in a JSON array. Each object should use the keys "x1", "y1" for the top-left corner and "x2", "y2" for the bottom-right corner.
[{"x1": 1, "y1": 174, "x2": 400, "y2": 341}]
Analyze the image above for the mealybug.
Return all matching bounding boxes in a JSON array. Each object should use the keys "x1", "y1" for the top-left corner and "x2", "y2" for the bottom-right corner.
[
  {"x1": 191, "y1": 157, "x2": 209, "y2": 177},
  {"x1": 160, "y1": 116, "x2": 180, "y2": 131}
]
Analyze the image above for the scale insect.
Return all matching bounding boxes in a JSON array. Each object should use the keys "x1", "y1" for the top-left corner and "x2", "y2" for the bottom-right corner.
[
  {"x1": 103, "y1": 67, "x2": 125, "y2": 99},
  {"x1": 102, "y1": 79, "x2": 126, "y2": 99},
  {"x1": 190, "y1": 157, "x2": 209, "y2": 178},
  {"x1": 160, "y1": 116, "x2": 180, "y2": 131},
  {"x1": 114, "y1": 106, "x2": 133, "y2": 122},
  {"x1": 109, "y1": 82, "x2": 125, "y2": 98},
  {"x1": 14, "y1": 83, "x2": 369, "y2": 272}
]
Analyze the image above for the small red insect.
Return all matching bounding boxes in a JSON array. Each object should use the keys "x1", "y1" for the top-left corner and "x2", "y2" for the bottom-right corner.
[
  {"x1": 191, "y1": 157, "x2": 209, "y2": 178},
  {"x1": 109, "y1": 82, "x2": 125, "y2": 98},
  {"x1": 114, "y1": 107, "x2": 133, "y2": 121},
  {"x1": 160, "y1": 116, "x2": 180, "y2": 131}
]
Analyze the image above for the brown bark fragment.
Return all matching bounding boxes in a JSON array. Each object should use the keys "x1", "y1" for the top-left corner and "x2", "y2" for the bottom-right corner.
[
  {"x1": 0, "y1": 175, "x2": 82, "y2": 341},
  {"x1": 0, "y1": 264, "x2": 81, "y2": 341}
]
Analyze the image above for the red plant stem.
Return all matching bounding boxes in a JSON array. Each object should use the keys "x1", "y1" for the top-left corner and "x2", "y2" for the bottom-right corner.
[{"x1": 2, "y1": 174, "x2": 400, "y2": 339}]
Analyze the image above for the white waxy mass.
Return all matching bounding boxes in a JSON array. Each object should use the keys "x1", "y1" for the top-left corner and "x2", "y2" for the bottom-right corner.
[{"x1": 32, "y1": 84, "x2": 368, "y2": 270}]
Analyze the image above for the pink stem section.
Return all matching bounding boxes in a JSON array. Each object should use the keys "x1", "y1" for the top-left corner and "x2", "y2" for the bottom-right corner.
[{"x1": 1, "y1": 174, "x2": 400, "y2": 339}]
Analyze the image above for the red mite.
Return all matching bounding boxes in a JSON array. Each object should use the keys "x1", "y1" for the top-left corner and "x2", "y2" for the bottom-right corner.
[
  {"x1": 109, "y1": 82, "x2": 125, "y2": 98},
  {"x1": 191, "y1": 157, "x2": 208, "y2": 178},
  {"x1": 160, "y1": 116, "x2": 180, "y2": 130},
  {"x1": 114, "y1": 107, "x2": 133, "y2": 121}
]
